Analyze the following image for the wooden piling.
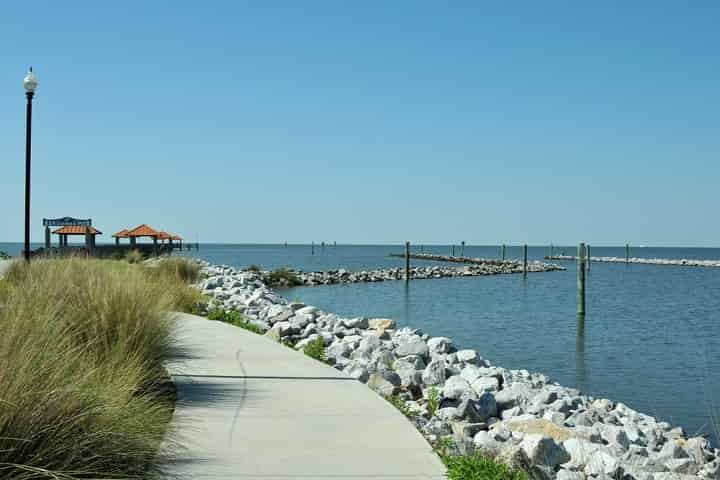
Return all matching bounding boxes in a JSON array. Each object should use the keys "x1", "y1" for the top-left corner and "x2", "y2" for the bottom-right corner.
[
  {"x1": 461, "y1": 241, "x2": 465, "y2": 257},
  {"x1": 523, "y1": 244, "x2": 528, "y2": 277},
  {"x1": 405, "y1": 241, "x2": 410, "y2": 281},
  {"x1": 311, "y1": 241, "x2": 315, "y2": 255},
  {"x1": 550, "y1": 244, "x2": 553, "y2": 258},
  {"x1": 452, "y1": 245, "x2": 455, "y2": 256},
  {"x1": 421, "y1": 244, "x2": 424, "y2": 253},
  {"x1": 502, "y1": 244, "x2": 506, "y2": 261},
  {"x1": 625, "y1": 243, "x2": 629, "y2": 264},
  {"x1": 586, "y1": 244, "x2": 591, "y2": 271},
  {"x1": 577, "y1": 243, "x2": 586, "y2": 316}
]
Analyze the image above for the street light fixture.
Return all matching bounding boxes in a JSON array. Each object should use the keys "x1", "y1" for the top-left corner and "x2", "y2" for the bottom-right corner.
[{"x1": 23, "y1": 67, "x2": 38, "y2": 261}]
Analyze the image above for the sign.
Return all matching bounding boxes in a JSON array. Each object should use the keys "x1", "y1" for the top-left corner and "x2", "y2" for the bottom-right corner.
[{"x1": 42, "y1": 217, "x2": 92, "y2": 227}]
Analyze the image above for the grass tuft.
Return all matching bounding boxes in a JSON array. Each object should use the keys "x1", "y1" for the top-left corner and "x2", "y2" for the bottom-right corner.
[
  {"x1": 442, "y1": 451, "x2": 528, "y2": 480},
  {"x1": 303, "y1": 336, "x2": 327, "y2": 362},
  {"x1": 207, "y1": 307, "x2": 264, "y2": 334},
  {"x1": 427, "y1": 387, "x2": 440, "y2": 418},
  {"x1": 0, "y1": 257, "x2": 196, "y2": 479},
  {"x1": 384, "y1": 395, "x2": 413, "y2": 418},
  {"x1": 125, "y1": 249, "x2": 144, "y2": 264},
  {"x1": 262, "y1": 267, "x2": 303, "y2": 287}
]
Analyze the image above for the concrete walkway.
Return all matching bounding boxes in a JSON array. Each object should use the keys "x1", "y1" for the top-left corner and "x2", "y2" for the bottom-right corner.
[{"x1": 164, "y1": 313, "x2": 446, "y2": 479}]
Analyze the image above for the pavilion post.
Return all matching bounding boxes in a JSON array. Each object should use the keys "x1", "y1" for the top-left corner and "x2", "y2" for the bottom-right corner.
[
  {"x1": 153, "y1": 237, "x2": 158, "y2": 257},
  {"x1": 115, "y1": 237, "x2": 119, "y2": 246},
  {"x1": 44, "y1": 226, "x2": 50, "y2": 251}
]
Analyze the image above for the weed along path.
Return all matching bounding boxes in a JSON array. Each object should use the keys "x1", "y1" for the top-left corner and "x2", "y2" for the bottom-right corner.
[{"x1": 163, "y1": 313, "x2": 446, "y2": 479}]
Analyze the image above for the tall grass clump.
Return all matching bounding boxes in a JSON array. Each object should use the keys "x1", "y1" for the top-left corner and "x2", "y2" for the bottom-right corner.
[
  {"x1": 442, "y1": 451, "x2": 528, "y2": 480},
  {"x1": 0, "y1": 257, "x2": 195, "y2": 479},
  {"x1": 262, "y1": 267, "x2": 303, "y2": 287},
  {"x1": 125, "y1": 249, "x2": 144, "y2": 264}
]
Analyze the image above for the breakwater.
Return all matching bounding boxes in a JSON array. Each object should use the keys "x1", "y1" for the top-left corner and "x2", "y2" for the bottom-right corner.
[
  {"x1": 292, "y1": 261, "x2": 564, "y2": 286},
  {"x1": 194, "y1": 260, "x2": 720, "y2": 480},
  {"x1": 548, "y1": 255, "x2": 720, "y2": 268},
  {"x1": 390, "y1": 252, "x2": 540, "y2": 267}
]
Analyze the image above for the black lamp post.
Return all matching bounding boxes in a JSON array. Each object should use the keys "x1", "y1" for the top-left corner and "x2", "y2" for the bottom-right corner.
[{"x1": 23, "y1": 67, "x2": 38, "y2": 262}]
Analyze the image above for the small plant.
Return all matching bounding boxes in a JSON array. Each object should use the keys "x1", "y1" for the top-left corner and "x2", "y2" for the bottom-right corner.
[
  {"x1": 110, "y1": 250, "x2": 125, "y2": 261},
  {"x1": 385, "y1": 395, "x2": 413, "y2": 418},
  {"x1": 262, "y1": 267, "x2": 303, "y2": 287},
  {"x1": 206, "y1": 307, "x2": 264, "y2": 334},
  {"x1": 442, "y1": 450, "x2": 528, "y2": 480},
  {"x1": 434, "y1": 436, "x2": 455, "y2": 457},
  {"x1": 125, "y1": 249, "x2": 144, "y2": 264},
  {"x1": 303, "y1": 336, "x2": 326, "y2": 362},
  {"x1": 0, "y1": 250, "x2": 11, "y2": 260},
  {"x1": 427, "y1": 387, "x2": 440, "y2": 418},
  {"x1": 246, "y1": 264, "x2": 262, "y2": 272}
]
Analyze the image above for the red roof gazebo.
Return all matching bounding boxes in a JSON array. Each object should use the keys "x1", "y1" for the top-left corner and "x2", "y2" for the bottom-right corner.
[{"x1": 52, "y1": 225, "x2": 103, "y2": 249}]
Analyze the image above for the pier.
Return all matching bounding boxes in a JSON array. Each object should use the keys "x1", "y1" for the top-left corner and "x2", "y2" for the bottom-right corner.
[{"x1": 547, "y1": 254, "x2": 720, "y2": 268}]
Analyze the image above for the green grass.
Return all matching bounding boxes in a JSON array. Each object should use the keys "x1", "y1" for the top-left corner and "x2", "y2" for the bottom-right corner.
[
  {"x1": 125, "y1": 249, "x2": 144, "y2": 264},
  {"x1": 384, "y1": 395, "x2": 413, "y2": 418},
  {"x1": 207, "y1": 307, "x2": 264, "y2": 334},
  {"x1": 427, "y1": 387, "x2": 440, "y2": 418},
  {"x1": 262, "y1": 267, "x2": 303, "y2": 287},
  {"x1": 442, "y1": 451, "x2": 528, "y2": 480},
  {"x1": 0, "y1": 257, "x2": 200, "y2": 479},
  {"x1": 302, "y1": 336, "x2": 327, "y2": 362}
]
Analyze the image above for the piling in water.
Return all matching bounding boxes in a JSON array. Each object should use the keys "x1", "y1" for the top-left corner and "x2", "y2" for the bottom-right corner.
[
  {"x1": 405, "y1": 241, "x2": 410, "y2": 281},
  {"x1": 577, "y1": 243, "x2": 586, "y2": 316},
  {"x1": 523, "y1": 244, "x2": 528, "y2": 277},
  {"x1": 586, "y1": 244, "x2": 591, "y2": 271},
  {"x1": 502, "y1": 244, "x2": 506, "y2": 261},
  {"x1": 625, "y1": 244, "x2": 629, "y2": 264}
]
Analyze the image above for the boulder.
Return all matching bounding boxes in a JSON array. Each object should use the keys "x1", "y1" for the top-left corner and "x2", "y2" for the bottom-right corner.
[
  {"x1": 395, "y1": 335, "x2": 430, "y2": 358},
  {"x1": 367, "y1": 371, "x2": 401, "y2": 397},
  {"x1": 343, "y1": 360, "x2": 369, "y2": 383},
  {"x1": 584, "y1": 450, "x2": 621, "y2": 477},
  {"x1": 427, "y1": 337, "x2": 453, "y2": 354},
  {"x1": 342, "y1": 317, "x2": 369, "y2": 329},
  {"x1": 474, "y1": 430, "x2": 502, "y2": 451},
  {"x1": 456, "y1": 349, "x2": 479, "y2": 364},
  {"x1": 563, "y1": 438, "x2": 601, "y2": 468},
  {"x1": 471, "y1": 376, "x2": 500, "y2": 395},
  {"x1": 519, "y1": 434, "x2": 570, "y2": 467},
  {"x1": 264, "y1": 324, "x2": 282, "y2": 342},
  {"x1": 422, "y1": 359, "x2": 447, "y2": 386},
  {"x1": 442, "y1": 376, "x2": 474, "y2": 400},
  {"x1": 368, "y1": 318, "x2": 396, "y2": 330}
]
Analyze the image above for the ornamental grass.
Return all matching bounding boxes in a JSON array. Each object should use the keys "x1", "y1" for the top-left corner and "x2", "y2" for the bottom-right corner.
[{"x1": 0, "y1": 257, "x2": 201, "y2": 479}]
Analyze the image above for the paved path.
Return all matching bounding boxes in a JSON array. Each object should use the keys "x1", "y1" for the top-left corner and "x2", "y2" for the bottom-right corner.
[{"x1": 163, "y1": 313, "x2": 446, "y2": 479}]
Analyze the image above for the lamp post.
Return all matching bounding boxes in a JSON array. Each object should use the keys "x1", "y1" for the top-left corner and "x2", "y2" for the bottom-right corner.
[{"x1": 23, "y1": 68, "x2": 38, "y2": 261}]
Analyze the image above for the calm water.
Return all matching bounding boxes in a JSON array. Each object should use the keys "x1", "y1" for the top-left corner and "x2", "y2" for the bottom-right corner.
[{"x1": 3, "y1": 242, "x2": 719, "y2": 442}]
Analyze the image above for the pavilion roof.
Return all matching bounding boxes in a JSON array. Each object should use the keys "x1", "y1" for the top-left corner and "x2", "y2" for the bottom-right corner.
[
  {"x1": 126, "y1": 224, "x2": 161, "y2": 238},
  {"x1": 157, "y1": 231, "x2": 172, "y2": 240},
  {"x1": 171, "y1": 234, "x2": 183, "y2": 241},
  {"x1": 52, "y1": 225, "x2": 102, "y2": 236},
  {"x1": 112, "y1": 229, "x2": 129, "y2": 238}
]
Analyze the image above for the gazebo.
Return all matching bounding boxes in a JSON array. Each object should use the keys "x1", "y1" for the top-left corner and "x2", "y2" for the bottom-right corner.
[
  {"x1": 112, "y1": 229, "x2": 129, "y2": 246},
  {"x1": 52, "y1": 225, "x2": 102, "y2": 250},
  {"x1": 125, "y1": 224, "x2": 161, "y2": 250}
]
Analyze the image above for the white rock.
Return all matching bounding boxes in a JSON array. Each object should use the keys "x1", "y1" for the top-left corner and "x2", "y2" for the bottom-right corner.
[
  {"x1": 442, "y1": 376, "x2": 473, "y2": 400},
  {"x1": 519, "y1": 434, "x2": 570, "y2": 467},
  {"x1": 427, "y1": 337, "x2": 453, "y2": 354}
]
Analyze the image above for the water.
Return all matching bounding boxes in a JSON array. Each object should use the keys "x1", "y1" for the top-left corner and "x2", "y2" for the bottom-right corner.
[{"x1": 4, "y1": 242, "x2": 719, "y2": 442}]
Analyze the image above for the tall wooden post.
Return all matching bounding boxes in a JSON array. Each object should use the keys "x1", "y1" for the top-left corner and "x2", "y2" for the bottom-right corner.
[
  {"x1": 625, "y1": 243, "x2": 629, "y2": 264},
  {"x1": 421, "y1": 244, "x2": 424, "y2": 253},
  {"x1": 549, "y1": 244, "x2": 553, "y2": 259},
  {"x1": 577, "y1": 243, "x2": 586, "y2": 316},
  {"x1": 523, "y1": 244, "x2": 528, "y2": 277},
  {"x1": 405, "y1": 241, "x2": 410, "y2": 281},
  {"x1": 44, "y1": 226, "x2": 50, "y2": 251},
  {"x1": 452, "y1": 245, "x2": 455, "y2": 256},
  {"x1": 586, "y1": 244, "x2": 591, "y2": 271},
  {"x1": 311, "y1": 241, "x2": 315, "y2": 255},
  {"x1": 460, "y1": 241, "x2": 465, "y2": 257},
  {"x1": 502, "y1": 244, "x2": 506, "y2": 261}
]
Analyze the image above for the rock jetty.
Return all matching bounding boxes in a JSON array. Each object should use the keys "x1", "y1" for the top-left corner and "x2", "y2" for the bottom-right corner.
[
  {"x1": 391, "y1": 252, "x2": 538, "y2": 266},
  {"x1": 549, "y1": 255, "x2": 720, "y2": 268},
  {"x1": 290, "y1": 262, "x2": 564, "y2": 286},
  {"x1": 195, "y1": 261, "x2": 719, "y2": 480}
]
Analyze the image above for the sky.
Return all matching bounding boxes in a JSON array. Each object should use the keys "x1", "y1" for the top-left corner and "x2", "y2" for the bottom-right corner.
[{"x1": 1, "y1": 1, "x2": 719, "y2": 245}]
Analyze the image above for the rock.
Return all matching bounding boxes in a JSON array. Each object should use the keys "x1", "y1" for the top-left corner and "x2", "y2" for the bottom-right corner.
[
  {"x1": 665, "y1": 458, "x2": 700, "y2": 475},
  {"x1": 520, "y1": 434, "x2": 570, "y2": 467},
  {"x1": 599, "y1": 424, "x2": 631, "y2": 450},
  {"x1": 342, "y1": 317, "x2": 369, "y2": 329},
  {"x1": 343, "y1": 360, "x2": 369, "y2": 383},
  {"x1": 495, "y1": 383, "x2": 532, "y2": 410},
  {"x1": 422, "y1": 359, "x2": 447, "y2": 386},
  {"x1": 471, "y1": 376, "x2": 500, "y2": 395},
  {"x1": 264, "y1": 324, "x2": 282, "y2": 342},
  {"x1": 475, "y1": 392, "x2": 498, "y2": 421},
  {"x1": 456, "y1": 349, "x2": 479, "y2": 364},
  {"x1": 326, "y1": 341, "x2": 352, "y2": 359},
  {"x1": 584, "y1": 450, "x2": 621, "y2": 477},
  {"x1": 427, "y1": 337, "x2": 453, "y2": 354},
  {"x1": 295, "y1": 305, "x2": 318, "y2": 317},
  {"x1": 563, "y1": 438, "x2": 601, "y2": 468},
  {"x1": 452, "y1": 421, "x2": 486, "y2": 441},
  {"x1": 542, "y1": 410, "x2": 566, "y2": 426},
  {"x1": 501, "y1": 406, "x2": 523, "y2": 420},
  {"x1": 474, "y1": 430, "x2": 502, "y2": 451},
  {"x1": 357, "y1": 335, "x2": 382, "y2": 355},
  {"x1": 394, "y1": 355, "x2": 426, "y2": 371},
  {"x1": 367, "y1": 371, "x2": 401, "y2": 397},
  {"x1": 556, "y1": 470, "x2": 585, "y2": 480},
  {"x1": 505, "y1": 418, "x2": 575, "y2": 443},
  {"x1": 442, "y1": 376, "x2": 473, "y2": 400},
  {"x1": 368, "y1": 349, "x2": 395, "y2": 373},
  {"x1": 460, "y1": 365, "x2": 483, "y2": 383},
  {"x1": 395, "y1": 335, "x2": 430, "y2": 358},
  {"x1": 368, "y1": 318, "x2": 395, "y2": 330},
  {"x1": 657, "y1": 439, "x2": 690, "y2": 461}
]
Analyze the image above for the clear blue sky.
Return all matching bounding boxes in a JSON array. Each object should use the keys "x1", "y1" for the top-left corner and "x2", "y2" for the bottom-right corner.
[{"x1": 1, "y1": 2, "x2": 719, "y2": 245}]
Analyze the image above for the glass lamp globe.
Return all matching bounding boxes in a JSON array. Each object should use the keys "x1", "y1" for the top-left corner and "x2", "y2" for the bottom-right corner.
[{"x1": 23, "y1": 68, "x2": 38, "y2": 93}]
